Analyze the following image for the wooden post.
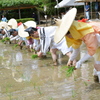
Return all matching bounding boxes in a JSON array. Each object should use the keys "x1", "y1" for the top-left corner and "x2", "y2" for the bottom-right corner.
[
  {"x1": 37, "y1": 11, "x2": 40, "y2": 25},
  {"x1": 90, "y1": 1, "x2": 92, "y2": 19}
]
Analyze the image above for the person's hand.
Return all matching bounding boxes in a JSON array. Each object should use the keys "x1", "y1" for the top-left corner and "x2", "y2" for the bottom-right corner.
[
  {"x1": 18, "y1": 41, "x2": 23, "y2": 46},
  {"x1": 72, "y1": 60, "x2": 76, "y2": 66},
  {"x1": 37, "y1": 51, "x2": 43, "y2": 57},
  {"x1": 67, "y1": 60, "x2": 73, "y2": 66}
]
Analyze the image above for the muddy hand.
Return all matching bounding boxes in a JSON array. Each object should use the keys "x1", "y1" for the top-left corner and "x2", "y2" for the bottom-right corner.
[
  {"x1": 72, "y1": 60, "x2": 77, "y2": 66},
  {"x1": 37, "y1": 51, "x2": 43, "y2": 57},
  {"x1": 67, "y1": 60, "x2": 73, "y2": 66}
]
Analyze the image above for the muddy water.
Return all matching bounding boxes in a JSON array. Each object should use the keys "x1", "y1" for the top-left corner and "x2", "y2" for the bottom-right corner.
[{"x1": 0, "y1": 42, "x2": 100, "y2": 100}]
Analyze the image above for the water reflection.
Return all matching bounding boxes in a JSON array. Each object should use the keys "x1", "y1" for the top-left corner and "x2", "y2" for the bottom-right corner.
[
  {"x1": 0, "y1": 49, "x2": 40, "y2": 82},
  {"x1": 11, "y1": 52, "x2": 39, "y2": 82},
  {"x1": 1, "y1": 43, "x2": 100, "y2": 100},
  {"x1": 16, "y1": 52, "x2": 23, "y2": 62}
]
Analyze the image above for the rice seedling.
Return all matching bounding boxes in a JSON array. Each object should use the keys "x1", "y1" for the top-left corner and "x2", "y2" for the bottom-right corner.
[
  {"x1": 37, "y1": 87, "x2": 42, "y2": 95},
  {"x1": 31, "y1": 54, "x2": 38, "y2": 59},
  {"x1": 61, "y1": 66, "x2": 75, "y2": 77},
  {"x1": 0, "y1": 39, "x2": 5, "y2": 42},
  {"x1": 1, "y1": 37, "x2": 10, "y2": 42},
  {"x1": 84, "y1": 81, "x2": 88, "y2": 86},
  {"x1": 5, "y1": 84, "x2": 12, "y2": 100},
  {"x1": 33, "y1": 83, "x2": 37, "y2": 89},
  {"x1": 72, "y1": 90, "x2": 77, "y2": 98},
  {"x1": 47, "y1": 52, "x2": 51, "y2": 55},
  {"x1": 49, "y1": 97, "x2": 53, "y2": 100},
  {"x1": 12, "y1": 44, "x2": 19, "y2": 49},
  {"x1": 4, "y1": 37, "x2": 10, "y2": 41},
  {"x1": 74, "y1": 77, "x2": 77, "y2": 81},
  {"x1": 66, "y1": 66, "x2": 75, "y2": 77},
  {"x1": 30, "y1": 81, "x2": 37, "y2": 89}
]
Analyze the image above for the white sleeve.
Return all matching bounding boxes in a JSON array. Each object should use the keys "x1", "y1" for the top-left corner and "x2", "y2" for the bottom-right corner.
[
  {"x1": 9, "y1": 35, "x2": 13, "y2": 39},
  {"x1": 75, "y1": 53, "x2": 92, "y2": 68},
  {"x1": 96, "y1": 34, "x2": 100, "y2": 44},
  {"x1": 69, "y1": 48, "x2": 80, "y2": 61},
  {"x1": 10, "y1": 35, "x2": 20, "y2": 41},
  {"x1": 79, "y1": 53, "x2": 92, "y2": 63},
  {"x1": 4, "y1": 29, "x2": 10, "y2": 37}
]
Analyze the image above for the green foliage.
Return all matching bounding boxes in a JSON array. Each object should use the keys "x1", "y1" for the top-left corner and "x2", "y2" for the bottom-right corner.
[
  {"x1": 16, "y1": 18, "x2": 34, "y2": 23},
  {"x1": 14, "y1": 44, "x2": 18, "y2": 47},
  {"x1": 0, "y1": 39, "x2": 5, "y2": 42},
  {"x1": 66, "y1": 66, "x2": 75, "y2": 77},
  {"x1": 72, "y1": 90, "x2": 77, "y2": 98},
  {"x1": 12, "y1": 44, "x2": 19, "y2": 49},
  {"x1": 4, "y1": 37, "x2": 10, "y2": 41},
  {"x1": 47, "y1": 52, "x2": 51, "y2": 55},
  {"x1": 61, "y1": 66, "x2": 75, "y2": 77},
  {"x1": 0, "y1": 37, "x2": 10, "y2": 42},
  {"x1": 0, "y1": 0, "x2": 43, "y2": 8},
  {"x1": 84, "y1": 81, "x2": 88, "y2": 86},
  {"x1": 31, "y1": 54, "x2": 38, "y2": 59},
  {"x1": 0, "y1": 0, "x2": 57, "y2": 19}
]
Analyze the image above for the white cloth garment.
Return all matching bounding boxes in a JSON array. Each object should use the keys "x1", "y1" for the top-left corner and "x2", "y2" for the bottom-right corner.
[
  {"x1": 75, "y1": 53, "x2": 92, "y2": 68},
  {"x1": 33, "y1": 39, "x2": 41, "y2": 51},
  {"x1": 10, "y1": 35, "x2": 20, "y2": 41},
  {"x1": 69, "y1": 48, "x2": 80, "y2": 61},
  {"x1": 95, "y1": 33, "x2": 100, "y2": 46},
  {"x1": 38, "y1": 26, "x2": 73, "y2": 55}
]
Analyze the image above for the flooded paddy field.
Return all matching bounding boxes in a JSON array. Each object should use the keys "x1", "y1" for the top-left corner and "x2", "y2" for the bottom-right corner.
[{"x1": 0, "y1": 42, "x2": 100, "y2": 100}]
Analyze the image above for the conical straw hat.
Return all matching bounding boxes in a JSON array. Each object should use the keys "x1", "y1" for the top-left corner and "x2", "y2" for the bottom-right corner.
[
  {"x1": 54, "y1": 8, "x2": 77, "y2": 43},
  {"x1": 0, "y1": 22, "x2": 8, "y2": 29},
  {"x1": 7, "y1": 18, "x2": 17, "y2": 29},
  {"x1": 18, "y1": 21, "x2": 36, "y2": 37}
]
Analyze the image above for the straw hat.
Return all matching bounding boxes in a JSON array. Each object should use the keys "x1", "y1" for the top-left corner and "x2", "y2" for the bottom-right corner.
[
  {"x1": 54, "y1": 8, "x2": 77, "y2": 43},
  {"x1": 18, "y1": 21, "x2": 36, "y2": 37},
  {"x1": 24, "y1": 21, "x2": 36, "y2": 28},
  {"x1": 0, "y1": 22, "x2": 8, "y2": 29},
  {"x1": 7, "y1": 18, "x2": 17, "y2": 29}
]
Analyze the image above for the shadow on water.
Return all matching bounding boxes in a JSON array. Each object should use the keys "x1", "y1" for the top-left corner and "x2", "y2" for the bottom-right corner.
[{"x1": 0, "y1": 43, "x2": 100, "y2": 100}]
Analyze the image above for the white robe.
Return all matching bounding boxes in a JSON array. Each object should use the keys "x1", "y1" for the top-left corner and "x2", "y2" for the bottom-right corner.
[{"x1": 38, "y1": 26, "x2": 73, "y2": 55}]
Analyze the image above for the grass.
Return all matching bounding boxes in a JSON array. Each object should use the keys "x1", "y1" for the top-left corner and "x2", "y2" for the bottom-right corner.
[
  {"x1": 84, "y1": 81, "x2": 88, "y2": 86},
  {"x1": 0, "y1": 39, "x2": 5, "y2": 42},
  {"x1": 0, "y1": 37, "x2": 10, "y2": 42},
  {"x1": 47, "y1": 52, "x2": 51, "y2": 55},
  {"x1": 37, "y1": 87, "x2": 42, "y2": 95},
  {"x1": 31, "y1": 54, "x2": 38, "y2": 59},
  {"x1": 61, "y1": 66, "x2": 75, "y2": 77},
  {"x1": 72, "y1": 90, "x2": 77, "y2": 98},
  {"x1": 14, "y1": 44, "x2": 19, "y2": 47},
  {"x1": 4, "y1": 37, "x2": 10, "y2": 41},
  {"x1": 5, "y1": 84, "x2": 12, "y2": 100},
  {"x1": 12, "y1": 44, "x2": 19, "y2": 49},
  {"x1": 49, "y1": 97, "x2": 53, "y2": 100},
  {"x1": 30, "y1": 81, "x2": 37, "y2": 89}
]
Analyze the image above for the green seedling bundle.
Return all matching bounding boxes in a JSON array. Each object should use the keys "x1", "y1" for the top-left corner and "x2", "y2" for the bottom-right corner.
[
  {"x1": 61, "y1": 66, "x2": 75, "y2": 77},
  {"x1": 31, "y1": 54, "x2": 38, "y2": 59}
]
